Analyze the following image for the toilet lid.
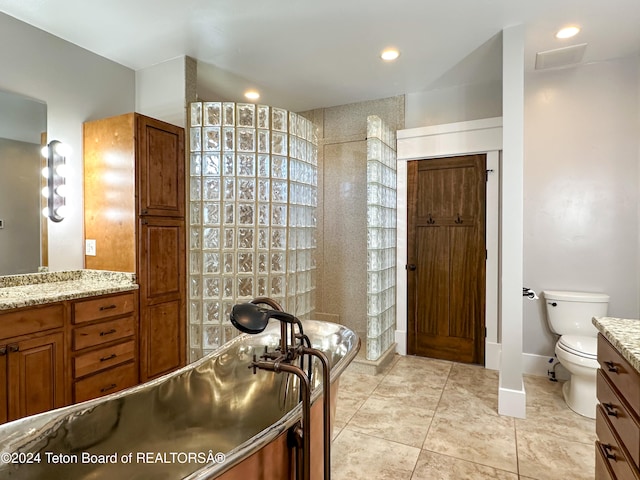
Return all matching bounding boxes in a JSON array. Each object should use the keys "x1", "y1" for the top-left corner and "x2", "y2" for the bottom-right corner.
[{"x1": 558, "y1": 335, "x2": 598, "y2": 359}]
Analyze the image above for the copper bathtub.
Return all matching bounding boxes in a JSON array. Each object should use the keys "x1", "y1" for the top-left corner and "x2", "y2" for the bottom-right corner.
[{"x1": 0, "y1": 320, "x2": 360, "y2": 479}]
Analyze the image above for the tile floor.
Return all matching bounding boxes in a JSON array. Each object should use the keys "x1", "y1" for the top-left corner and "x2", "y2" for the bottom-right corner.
[{"x1": 331, "y1": 355, "x2": 595, "y2": 480}]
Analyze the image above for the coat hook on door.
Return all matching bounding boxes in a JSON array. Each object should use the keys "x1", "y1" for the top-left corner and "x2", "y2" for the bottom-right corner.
[
  {"x1": 455, "y1": 214, "x2": 463, "y2": 224},
  {"x1": 427, "y1": 214, "x2": 435, "y2": 225}
]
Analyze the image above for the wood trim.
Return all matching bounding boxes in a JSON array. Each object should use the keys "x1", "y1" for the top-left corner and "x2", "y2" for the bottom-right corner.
[{"x1": 40, "y1": 131, "x2": 48, "y2": 268}]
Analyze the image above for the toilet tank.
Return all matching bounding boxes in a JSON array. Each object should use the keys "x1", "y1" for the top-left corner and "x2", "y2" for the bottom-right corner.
[{"x1": 543, "y1": 290, "x2": 609, "y2": 337}]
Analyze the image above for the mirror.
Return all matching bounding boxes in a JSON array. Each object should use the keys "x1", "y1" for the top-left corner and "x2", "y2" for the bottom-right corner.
[{"x1": 0, "y1": 90, "x2": 47, "y2": 275}]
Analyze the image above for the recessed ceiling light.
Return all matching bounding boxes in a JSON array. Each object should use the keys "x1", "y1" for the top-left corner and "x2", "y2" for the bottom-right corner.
[
  {"x1": 244, "y1": 90, "x2": 260, "y2": 100},
  {"x1": 556, "y1": 26, "x2": 580, "y2": 39},
  {"x1": 380, "y1": 48, "x2": 400, "y2": 61}
]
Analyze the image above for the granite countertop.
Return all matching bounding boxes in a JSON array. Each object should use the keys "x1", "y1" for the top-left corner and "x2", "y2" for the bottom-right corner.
[
  {"x1": 0, "y1": 270, "x2": 138, "y2": 311},
  {"x1": 593, "y1": 316, "x2": 640, "y2": 373}
]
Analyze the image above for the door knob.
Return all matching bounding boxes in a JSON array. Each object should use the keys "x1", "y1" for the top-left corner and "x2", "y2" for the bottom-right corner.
[{"x1": 406, "y1": 264, "x2": 417, "y2": 271}]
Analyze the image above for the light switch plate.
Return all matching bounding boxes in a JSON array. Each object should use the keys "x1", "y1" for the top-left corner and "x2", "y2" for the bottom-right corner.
[{"x1": 85, "y1": 239, "x2": 96, "y2": 256}]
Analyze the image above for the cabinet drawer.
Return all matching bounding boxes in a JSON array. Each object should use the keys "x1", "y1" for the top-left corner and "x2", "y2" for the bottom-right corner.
[
  {"x1": 73, "y1": 293, "x2": 135, "y2": 324},
  {"x1": 598, "y1": 370, "x2": 640, "y2": 466},
  {"x1": 599, "y1": 334, "x2": 640, "y2": 419},
  {"x1": 74, "y1": 362, "x2": 138, "y2": 403},
  {"x1": 73, "y1": 340, "x2": 136, "y2": 378},
  {"x1": 0, "y1": 304, "x2": 64, "y2": 340},
  {"x1": 596, "y1": 441, "x2": 616, "y2": 480},
  {"x1": 73, "y1": 316, "x2": 135, "y2": 351},
  {"x1": 597, "y1": 406, "x2": 640, "y2": 480}
]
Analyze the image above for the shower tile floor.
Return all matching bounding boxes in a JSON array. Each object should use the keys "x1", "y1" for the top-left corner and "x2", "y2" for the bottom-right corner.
[{"x1": 331, "y1": 355, "x2": 595, "y2": 480}]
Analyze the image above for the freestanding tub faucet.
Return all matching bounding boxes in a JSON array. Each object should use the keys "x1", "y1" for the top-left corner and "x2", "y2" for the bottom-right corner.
[{"x1": 230, "y1": 297, "x2": 331, "y2": 480}]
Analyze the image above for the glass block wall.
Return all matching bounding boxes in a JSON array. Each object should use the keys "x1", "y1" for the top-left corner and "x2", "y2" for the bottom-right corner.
[
  {"x1": 188, "y1": 102, "x2": 318, "y2": 360},
  {"x1": 366, "y1": 115, "x2": 397, "y2": 361}
]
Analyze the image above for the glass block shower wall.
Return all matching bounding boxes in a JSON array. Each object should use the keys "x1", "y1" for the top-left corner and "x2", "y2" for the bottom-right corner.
[
  {"x1": 366, "y1": 116, "x2": 397, "y2": 361},
  {"x1": 188, "y1": 102, "x2": 318, "y2": 360}
]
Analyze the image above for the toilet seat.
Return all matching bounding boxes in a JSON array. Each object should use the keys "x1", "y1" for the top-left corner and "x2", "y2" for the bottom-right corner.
[{"x1": 557, "y1": 335, "x2": 597, "y2": 360}]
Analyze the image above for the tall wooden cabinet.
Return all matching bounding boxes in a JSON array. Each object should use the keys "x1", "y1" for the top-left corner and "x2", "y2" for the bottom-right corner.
[{"x1": 84, "y1": 113, "x2": 186, "y2": 382}]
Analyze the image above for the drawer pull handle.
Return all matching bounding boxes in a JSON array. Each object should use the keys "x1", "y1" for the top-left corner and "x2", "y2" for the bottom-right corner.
[
  {"x1": 99, "y1": 329, "x2": 117, "y2": 337},
  {"x1": 100, "y1": 383, "x2": 117, "y2": 393},
  {"x1": 99, "y1": 304, "x2": 117, "y2": 311},
  {"x1": 603, "y1": 444, "x2": 616, "y2": 460},
  {"x1": 99, "y1": 353, "x2": 117, "y2": 362},
  {"x1": 8, "y1": 343, "x2": 19, "y2": 353},
  {"x1": 0, "y1": 345, "x2": 6, "y2": 356},
  {"x1": 605, "y1": 361, "x2": 619, "y2": 373},
  {"x1": 603, "y1": 402, "x2": 618, "y2": 417}
]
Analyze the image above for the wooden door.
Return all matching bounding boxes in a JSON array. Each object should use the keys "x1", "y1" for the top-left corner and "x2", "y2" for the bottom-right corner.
[
  {"x1": 138, "y1": 217, "x2": 186, "y2": 381},
  {"x1": 136, "y1": 114, "x2": 185, "y2": 218},
  {"x1": 407, "y1": 155, "x2": 486, "y2": 364},
  {"x1": 7, "y1": 332, "x2": 65, "y2": 421}
]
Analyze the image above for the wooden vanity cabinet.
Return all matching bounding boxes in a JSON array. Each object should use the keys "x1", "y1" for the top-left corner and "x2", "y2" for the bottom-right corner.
[
  {"x1": 0, "y1": 304, "x2": 65, "y2": 423},
  {"x1": 70, "y1": 292, "x2": 139, "y2": 403},
  {"x1": 596, "y1": 333, "x2": 640, "y2": 480},
  {"x1": 84, "y1": 113, "x2": 186, "y2": 382}
]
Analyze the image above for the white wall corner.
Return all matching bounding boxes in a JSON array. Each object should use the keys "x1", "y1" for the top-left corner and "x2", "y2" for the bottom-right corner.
[
  {"x1": 395, "y1": 330, "x2": 407, "y2": 355},
  {"x1": 485, "y1": 341, "x2": 501, "y2": 370},
  {"x1": 498, "y1": 373, "x2": 526, "y2": 418}
]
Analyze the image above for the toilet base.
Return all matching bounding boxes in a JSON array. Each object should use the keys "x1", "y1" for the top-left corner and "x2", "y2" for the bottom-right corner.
[{"x1": 562, "y1": 376, "x2": 596, "y2": 419}]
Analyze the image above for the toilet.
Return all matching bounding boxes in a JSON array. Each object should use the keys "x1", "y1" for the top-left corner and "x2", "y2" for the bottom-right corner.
[{"x1": 543, "y1": 290, "x2": 610, "y2": 419}]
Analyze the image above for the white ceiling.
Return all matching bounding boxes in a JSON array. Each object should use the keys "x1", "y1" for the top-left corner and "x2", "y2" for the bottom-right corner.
[{"x1": 1, "y1": 0, "x2": 639, "y2": 112}]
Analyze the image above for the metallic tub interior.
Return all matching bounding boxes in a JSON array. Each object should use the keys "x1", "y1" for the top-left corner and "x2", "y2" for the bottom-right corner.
[{"x1": 0, "y1": 319, "x2": 360, "y2": 479}]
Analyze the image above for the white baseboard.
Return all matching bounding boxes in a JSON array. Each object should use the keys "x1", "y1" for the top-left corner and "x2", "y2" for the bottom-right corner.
[
  {"x1": 498, "y1": 373, "x2": 526, "y2": 418},
  {"x1": 485, "y1": 343, "x2": 564, "y2": 379},
  {"x1": 485, "y1": 341, "x2": 501, "y2": 370},
  {"x1": 395, "y1": 330, "x2": 407, "y2": 355},
  {"x1": 522, "y1": 352, "x2": 556, "y2": 377}
]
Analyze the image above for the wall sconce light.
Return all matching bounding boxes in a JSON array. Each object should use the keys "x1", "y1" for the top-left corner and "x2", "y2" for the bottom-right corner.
[{"x1": 41, "y1": 140, "x2": 69, "y2": 222}]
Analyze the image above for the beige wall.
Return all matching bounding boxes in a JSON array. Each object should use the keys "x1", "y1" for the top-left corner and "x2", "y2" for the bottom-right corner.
[
  {"x1": 301, "y1": 96, "x2": 404, "y2": 342},
  {"x1": 0, "y1": 12, "x2": 135, "y2": 272},
  {"x1": 523, "y1": 56, "x2": 640, "y2": 356}
]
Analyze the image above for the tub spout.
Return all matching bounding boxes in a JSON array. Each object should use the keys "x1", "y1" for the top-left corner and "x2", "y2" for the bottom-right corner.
[{"x1": 231, "y1": 298, "x2": 332, "y2": 480}]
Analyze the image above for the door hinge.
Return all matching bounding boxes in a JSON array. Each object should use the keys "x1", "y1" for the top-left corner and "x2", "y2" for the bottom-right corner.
[
  {"x1": 485, "y1": 327, "x2": 487, "y2": 338},
  {"x1": 485, "y1": 249, "x2": 488, "y2": 260}
]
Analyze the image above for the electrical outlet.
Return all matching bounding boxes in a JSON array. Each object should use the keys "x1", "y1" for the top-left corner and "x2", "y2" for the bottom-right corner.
[{"x1": 85, "y1": 239, "x2": 96, "y2": 256}]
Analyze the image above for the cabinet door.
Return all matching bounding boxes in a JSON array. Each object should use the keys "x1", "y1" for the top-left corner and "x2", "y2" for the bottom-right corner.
[
  {"x1": 7, "y1": 332, "x2": 65, "y2": 422},
  {"x1": 0, "y1": 346, "x2": 7, "y2": 424},
  {"x1": 138, "y1": 217, "x2": 186, "y2": 381},
  {"x1": 136, "y1": 114, "x2": 185, "y2": 218}
]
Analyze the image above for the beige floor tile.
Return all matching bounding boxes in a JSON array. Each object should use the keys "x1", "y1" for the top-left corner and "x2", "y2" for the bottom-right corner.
[
  {"x1": 331, "y1": 428, "x2": 421, "y2": 480},
  {"x1": 523, "y1": 374, "x2": 564, "y2": 399},
  {"x1": 517, "y1": 429, "x2": 595, "y2": 480},
  {"x1": 339, "y1": 369, "x2": 385, "y2": 396},
  {"x1": 518, "y1": 376, "x2": 595, "y2": 445},
  {"x1": 436, "y1": 381, "x2": 500, "y2": 418},
  {"x1": 373, "y1": 374, "x2": 446, "y2": 411},
  {"x1": 387, "y1": 355, "x2": 453, "y2": 379},
  {"x1": 334, "y1": 388, "x2": 368, "y2": 428},
  {"x1": 411, "y1": 450, "x2": 519, "y2": 480},
  {"x1": 423, "y1": 409, "x2": 518, "y2": 473},
  {"x1": 347, "y1": 395, "x2": 435, "y2": 448},
  {"x1": 516, "y1": 403, "x2": 595, "y2": 445},
  {"x1": 332, "y1": 357, "x2": 595, "y2": 480},
  {"x1": 445, "y1": 363, "x2": 500, "y2": 396}
]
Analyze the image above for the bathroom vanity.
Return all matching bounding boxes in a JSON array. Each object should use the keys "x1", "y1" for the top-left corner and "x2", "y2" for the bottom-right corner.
[
  {"x1": 593, "y1": 317, "x2": 640, "y2": 480},
  {"x1": 0, "y1": 270, "x2": 139, "y2": 424}
]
